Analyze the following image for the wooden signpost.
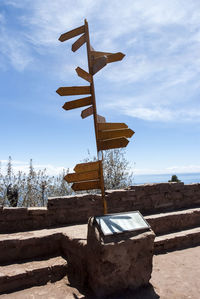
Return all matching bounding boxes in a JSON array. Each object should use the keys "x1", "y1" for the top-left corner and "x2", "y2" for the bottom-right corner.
[
  {"x1": 63, "y1": 96, "x2": 92, "y2": 111},
  {"x1": 57, "y1": 19, "x2": 135, "y2": 214},
  {"x1": 81, "y1": 106, "x2": 93, "y2": 119}
]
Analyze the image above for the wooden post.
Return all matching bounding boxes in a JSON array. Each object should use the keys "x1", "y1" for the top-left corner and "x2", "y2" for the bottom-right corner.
[{"x1": 84, "y1": 19, "x2": 107, "y2": 214}]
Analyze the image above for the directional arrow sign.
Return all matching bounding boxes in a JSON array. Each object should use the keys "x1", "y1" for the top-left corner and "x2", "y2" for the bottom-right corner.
[
  {"x1": 74, "y1": 161, "x2": 100, "y2": 173},
  {"x1": 81, "y1": 105, "x2": 93, "y2": 119},
  {"x1": 98, "y1": 137, "x2": 129, "y2": 151},
  {"x1": 91, "y1": 51, "x2": 113, "y2": 59},
  {"x1": 76, "y1": 67, "x2": 92, "y2": 83},
  {"x1": 64, "y1": 170, "x2": 99, "y2": 183},
  {"x1": 72, "y1": 34, "x2": 86, "y2": 52},
  {"x1": 90, "y1": 51, "x2": 125, "y2": 63},
  {"x1": 90, "y1": 45, "x2": 95, "y2": 51},
  {"x1": 62, "y1": 96, "x2": 92, "y2": 111},
  {"x1": 98, "y1": 122, "x2": 128, "y2": 131},
  {"x1": 92, "y1": 56, "x2": 107, "y2": 75},
  {"x1": 72, "y1": 180, "x2": 101, "y2": 191},
  {"x1": 97, "y1": 114, "x2": 106, "y2": 123},
  {"x1": 56, "y1": 86, "x2": 91, "y2": 96},
  {"x1": 59, "y1": 25, "x2": 85, "y2": 42},
  {"x1": 98, "y1": 128, "x2": 134, "y2": 140},
  {"x1": 106, "y1": 52, "x2": 125, "y2": 63}
]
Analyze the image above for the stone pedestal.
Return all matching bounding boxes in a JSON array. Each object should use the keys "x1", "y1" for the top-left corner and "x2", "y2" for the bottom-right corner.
[{"x1": 87, "y1": 217, "x2": 155, "y2": 298}]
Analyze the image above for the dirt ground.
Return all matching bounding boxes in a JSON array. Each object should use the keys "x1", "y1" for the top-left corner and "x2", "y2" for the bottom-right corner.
[{"x1": 1, "y1": 246, "x2": 200, "y2": 299}]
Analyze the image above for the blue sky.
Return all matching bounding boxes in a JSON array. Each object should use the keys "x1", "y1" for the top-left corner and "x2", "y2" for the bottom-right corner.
[{"x1": 0, "y1": 0, "x2": 200, "y2": 175}]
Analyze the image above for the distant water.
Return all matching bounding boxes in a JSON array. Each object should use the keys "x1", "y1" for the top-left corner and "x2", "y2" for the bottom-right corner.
[{"x1": 133, "y1": 173, "x2": 200, "y2": 185}]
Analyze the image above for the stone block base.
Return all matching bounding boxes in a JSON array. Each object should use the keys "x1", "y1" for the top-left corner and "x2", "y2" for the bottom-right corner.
[{"x1": 87, "y1": 217, "x2": 155, "y2": 298}]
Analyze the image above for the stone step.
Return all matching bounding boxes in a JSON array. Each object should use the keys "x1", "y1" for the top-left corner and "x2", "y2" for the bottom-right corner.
[
  {"x1": 145, "y1": 207, "x2": 200, "y2": 235},
  {"x1": 0, "y1": 256, "x2": 67, "y2": 294},
  {"x1": 0, "y1": 224, "x2": 87, "y2": 264},
  {"x1": 0, "y1": 227, "x2": 68, "y2": 264},
  {"x1": 154, "y1": 227, "x2": 200, "y2": 254}
]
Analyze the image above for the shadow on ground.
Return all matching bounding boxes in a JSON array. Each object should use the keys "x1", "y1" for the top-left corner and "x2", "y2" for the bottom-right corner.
[{"x1": 70, "y1": 283, "x2": 159, "y2": 299}]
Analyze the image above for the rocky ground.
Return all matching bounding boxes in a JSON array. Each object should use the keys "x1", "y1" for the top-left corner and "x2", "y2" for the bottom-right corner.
[{"x1": 1, "y1": 246, "x2": 199, "y2": 299}]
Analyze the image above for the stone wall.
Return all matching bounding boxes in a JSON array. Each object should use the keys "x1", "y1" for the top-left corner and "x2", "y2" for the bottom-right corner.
[
  {"x1": 0, "y1": 183, "x2": 200, "y2": 233},
  {"x1": 86, "y1": 217, "x2": 155, "y2": 298}
]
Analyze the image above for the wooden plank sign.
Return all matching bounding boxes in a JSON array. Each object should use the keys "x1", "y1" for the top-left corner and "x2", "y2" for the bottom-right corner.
[
  {"x1": 74, "y1": 161, "x2": 100, "y2": 173},
  {"x1": 91, "y1": 51, "x2": 113, "y2": 59},
  {"x1": 98, "y1": 128, "x2": 134, "y2": 140},
  {"x1": 97, "y1": 114, "x2": 106, "y2": 123},
  {"x1": 59, "y1": 25, "x2": 85, "y2": 42},
  {"x1": 72, "y1": 34, "x2": 86, "y2": 52},
  {"x1": 81, "y1": 105, "x2": 93, "y2": 119},
  {"x1": 91, "y1": 51, "x2": 125, "y2": 63},
  {"x1": 72, "y1": 180, "x2": 101, "y2": 191},
  {"x1": 76, "y1": 67, "x2": 92, "y2": 83},
  {"x1": 98, "y1": 122, "x2": 128, "y2": 131},
  {"x1": 98, "y1": 137, "x2": 129, "y2": 151},
  {"x1": 65, "y1": 160, "x2": 102, "y2": 191},
  {"x1": 90, "y1": 45, "x2": 95, "y2": 51},
  {"x1": 62, "y1": 96, "x2": 92, "y2": 111},
  {"x1": 56, "y1": 86, "x2": 91, "y2": 96},
  {"x1": 106, "y1": 52, "x2": 125, "y2": 63},
  {"x1": 92, "y1": 56, "x2": 107, "y2": 75},
  {"x1": 64, "y1": 170, "x2": 99, "y2": 183}
]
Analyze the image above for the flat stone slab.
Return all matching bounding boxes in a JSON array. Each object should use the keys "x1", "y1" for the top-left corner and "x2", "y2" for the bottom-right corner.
[
  {"x1": 154, "y1": 226, "x2": 200, "y2": 253},
  {"x1": 0, "y1": 256, "x2": 67, "y2": 294},
  {"x1": 0, "y1": 225, "x2": 87, "y2": 264},
  {"x1": 0, "y1": 224, "x2": 87, "y2": 242}
]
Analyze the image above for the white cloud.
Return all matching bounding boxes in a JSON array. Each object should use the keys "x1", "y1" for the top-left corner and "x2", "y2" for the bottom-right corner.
[
  {"x1": 0, "y1": 13, "x2": 5, "y2": 24},
  {"x1": 1, "y1": 159, "x2": 199, "y2": 177},
  {"x1": 0, "y1": 29, "x2": 33, "y2": 71},
  {"x1": 1, "y1": 0, "x2": 200, "y2": 122},
  {"x1": 118, "y1": 104, "x2": 200, "y2": 122},
  {"x1": 0, "y1": 159, "x2": 70, "y2": 176},
  {"x1": 134, "y1": 164, "x2": 200, "y2": 175}
]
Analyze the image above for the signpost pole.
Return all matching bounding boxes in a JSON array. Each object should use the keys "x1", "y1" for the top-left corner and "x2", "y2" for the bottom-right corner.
[{"x1": 84, "y1": 19, "x2": 107, "y2": 214}]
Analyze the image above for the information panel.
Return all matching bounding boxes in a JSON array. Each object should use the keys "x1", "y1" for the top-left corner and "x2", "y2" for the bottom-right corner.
[{"x1": 95, "y1": 211, "x2": 150, "y2": 236}]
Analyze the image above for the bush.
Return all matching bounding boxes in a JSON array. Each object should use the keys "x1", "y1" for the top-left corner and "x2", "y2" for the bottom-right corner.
[{"x1": 168, "y1": 175, "x2": 181, "y2": 183}]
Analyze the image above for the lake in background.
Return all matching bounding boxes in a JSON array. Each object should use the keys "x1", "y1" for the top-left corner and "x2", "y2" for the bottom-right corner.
[{"x1": 133, "y1": 173, "x2": 200, "y2": 185}]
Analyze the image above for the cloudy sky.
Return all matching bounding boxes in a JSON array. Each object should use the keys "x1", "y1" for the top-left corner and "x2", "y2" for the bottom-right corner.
[{"x1": 0, "y1": 0, "x2": 200, "y2": 175}]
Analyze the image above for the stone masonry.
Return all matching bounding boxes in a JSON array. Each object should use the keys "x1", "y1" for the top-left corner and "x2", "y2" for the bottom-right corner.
[{"x1": 0, "y1": 183, "x2": 200, "y2": 233}]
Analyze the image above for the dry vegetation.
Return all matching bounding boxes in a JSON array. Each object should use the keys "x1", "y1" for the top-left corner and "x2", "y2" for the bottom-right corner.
[{"x1": 0, "y1": 150, "x2": 133, "y2": 207}]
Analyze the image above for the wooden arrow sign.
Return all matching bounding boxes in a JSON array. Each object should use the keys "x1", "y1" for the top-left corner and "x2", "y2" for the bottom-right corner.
[
  {"x1": 98, "y1": 137, "x2": 129, "y2": 151},
  {"x1": 63, "y1": 96, "x2": 92, "y2": 111},
  {"x1": 92, "y1": 56, "x2": 107, "y2": 75},
  {"x1": 97, "y1": 114, "x2": 106, "y2": 123},
  {"x1": 59, "y1": 25, "x2": 85, "y2": 42},
  {"x1": 98, "y1": 128, "x2": 134, "y2": 140},
  {"x1": 91, "y1": 51, "x2": 125, "y2": 63},
  {"x1": 64, "y1": 170, "x2": 99, "y2": 183},
  {"x1": 90, "y1": 45, "x2": 95, "y2": 51},
  {"x1": 72, "y1": 34, "x2": 86, "y2": 52},
  {"x1": 91, "y1": 51, "x2": 113, "y2": 59},
  {"x1": 106, "y1": 52, "x2": 125, "y2": 63},
  {"x1": 98, "y1": 122, "x2": 128, "y2": 131},
  {"x1": 76, "y1": 67, "x2": 92, "y2": 83},
  {"x1": 81, "y1": 105, "x2": 93, "y2": 119},
  {"x1": 56, "y1": 86, "x2": 91, "y2": 96},
  {"x1": 72, "y1": 180, "x2": 101, "y2": 191},
  {"x1": 74, "y1": 161, "x2": 100, "y2": 173}
]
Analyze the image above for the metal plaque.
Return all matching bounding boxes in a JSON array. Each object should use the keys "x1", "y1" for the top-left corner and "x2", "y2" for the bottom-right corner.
[{"x1": 95, "y1": 211, "x2": 150, "y2": 236}]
